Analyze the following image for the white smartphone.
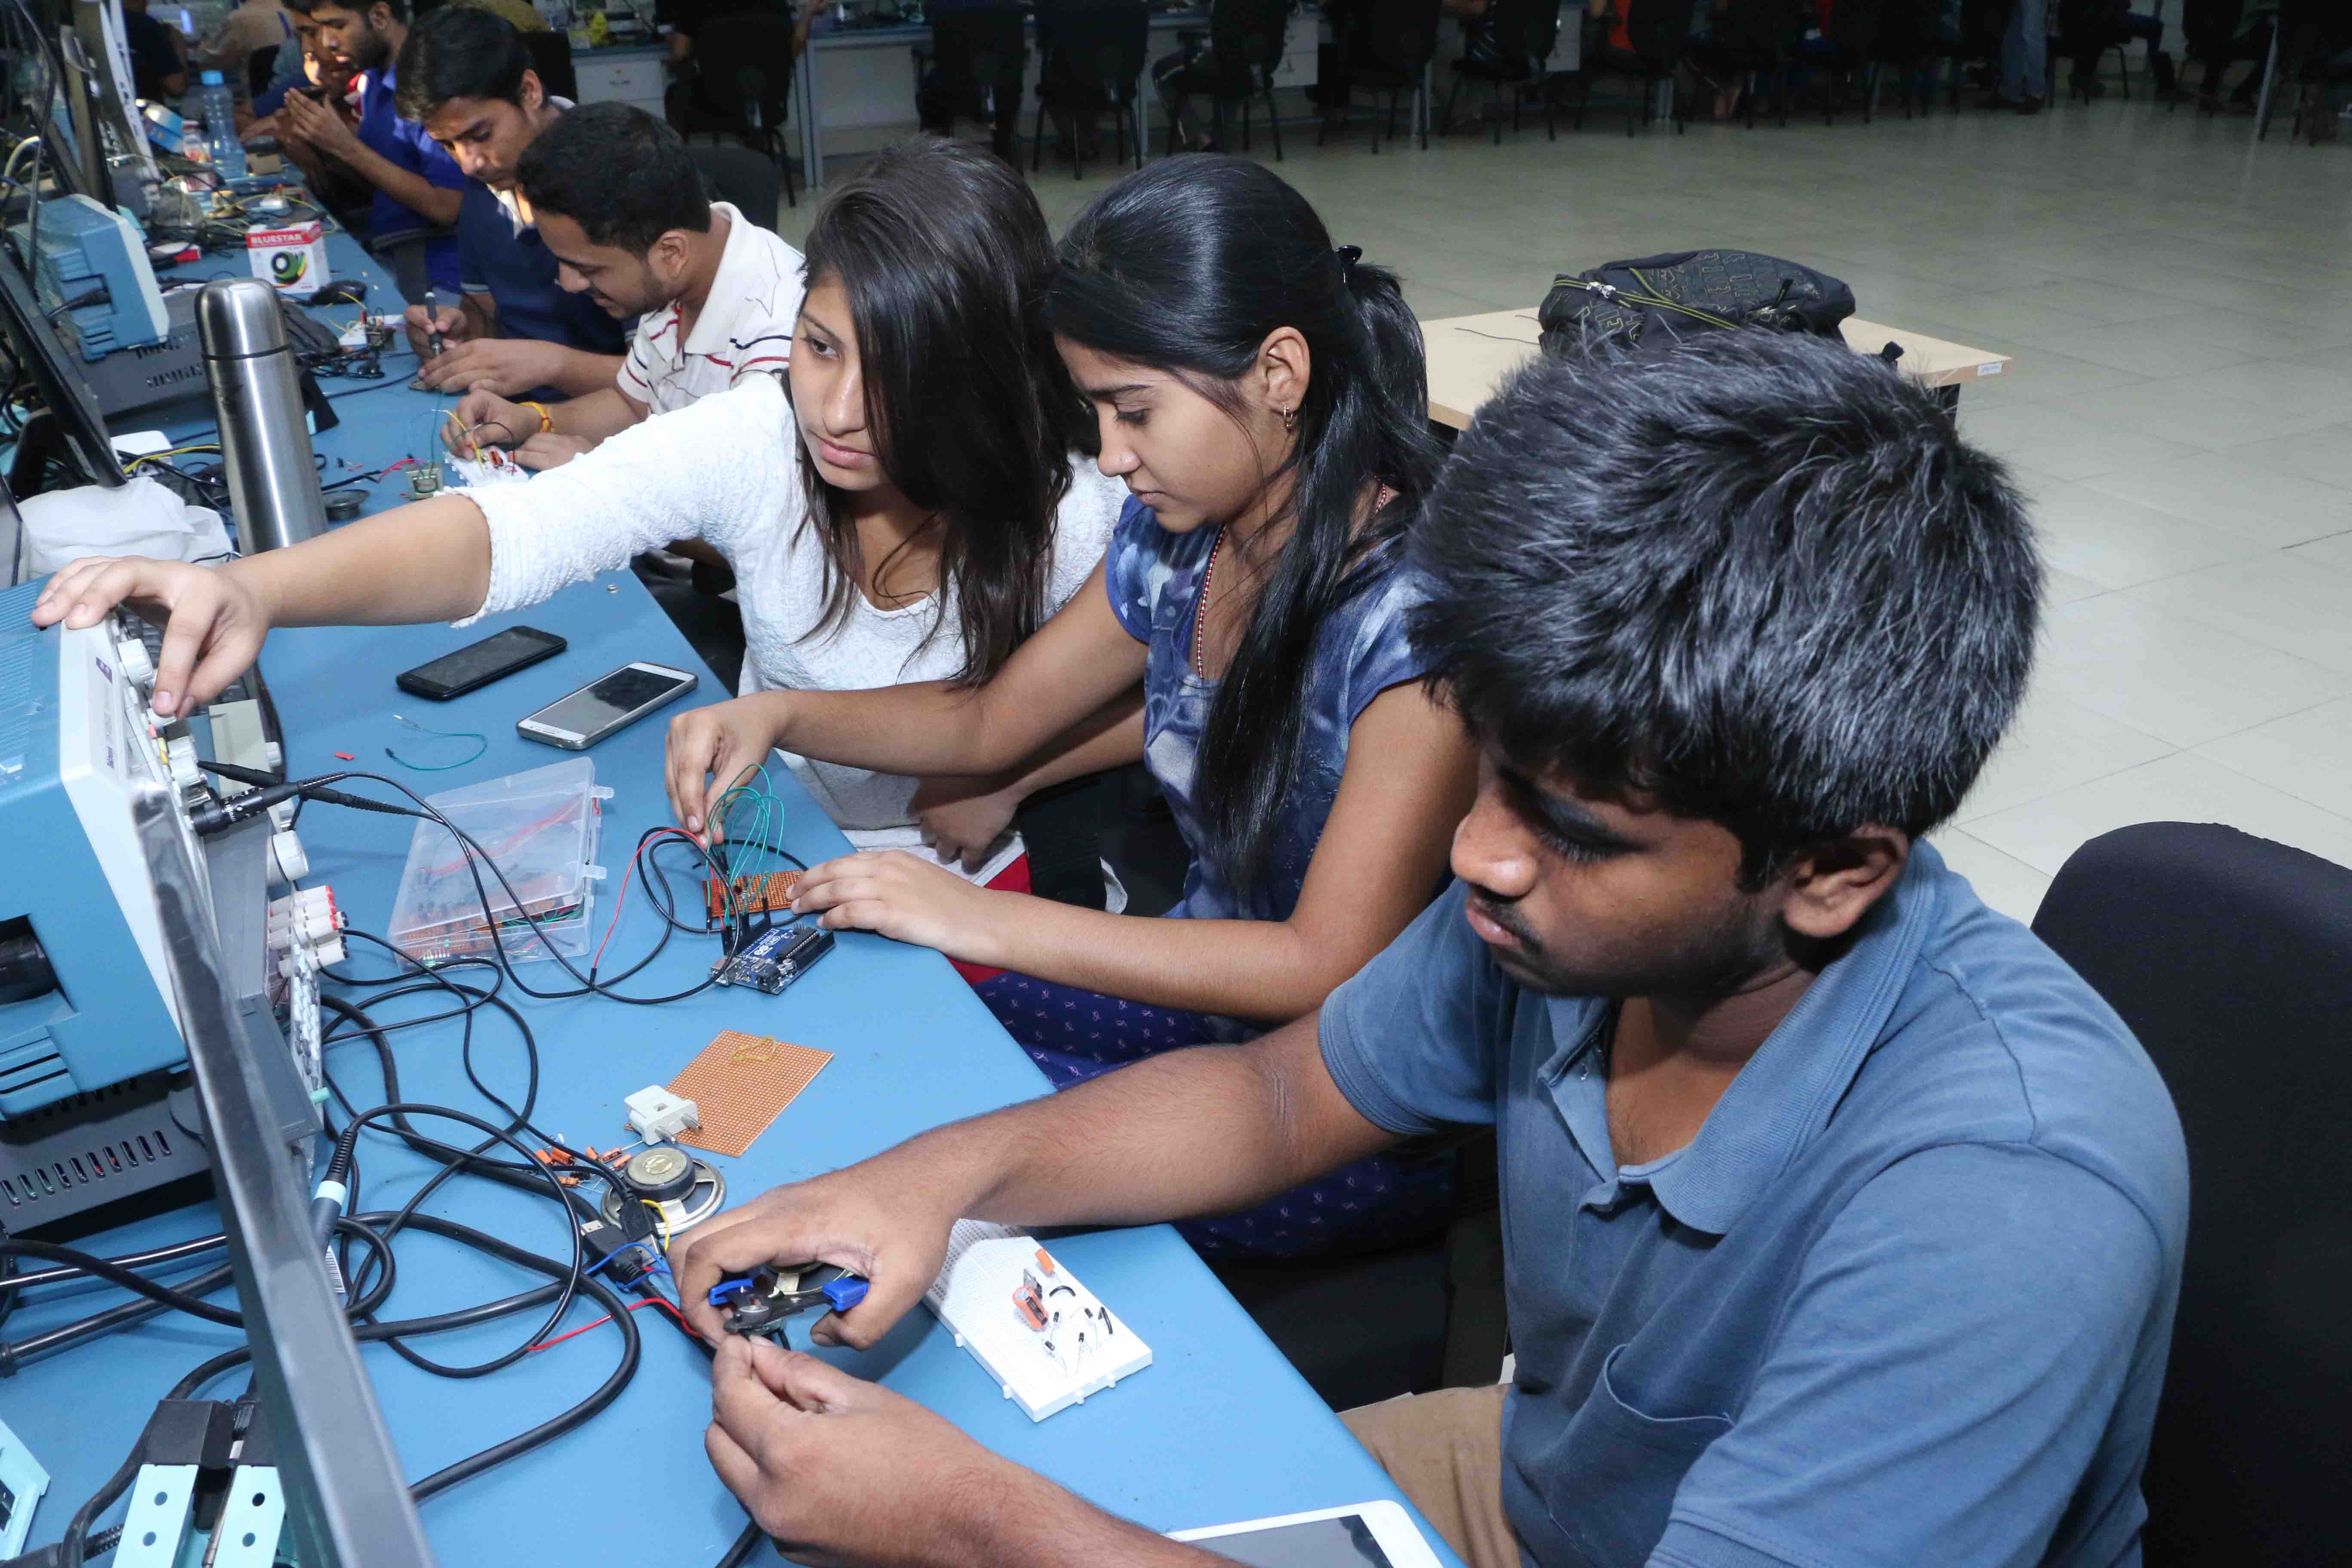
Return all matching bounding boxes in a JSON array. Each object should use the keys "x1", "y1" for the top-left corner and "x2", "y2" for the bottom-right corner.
[
  {"x1": 1170, "y1": 1501, "x2": 1444, "y2": 1568},
  {"x1": 516, "y1": 661, "x2": 698, "y2": 750}
]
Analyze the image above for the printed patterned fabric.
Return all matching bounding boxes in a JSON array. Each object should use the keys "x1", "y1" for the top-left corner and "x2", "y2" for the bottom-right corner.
[
  {"x1": 1100, "y1": 494, "x2": 1436, "y2": 1035},
  {"x1": 975, "y1": 970, "x2": 1458, "y2": 1259}
]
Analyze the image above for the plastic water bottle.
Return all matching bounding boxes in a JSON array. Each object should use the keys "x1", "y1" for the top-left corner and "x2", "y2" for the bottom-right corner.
[{"x1": 198, "y1": 71, "x2": 248, "y2": 183}]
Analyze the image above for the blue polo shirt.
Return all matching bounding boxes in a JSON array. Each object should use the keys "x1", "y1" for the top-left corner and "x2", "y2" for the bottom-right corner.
[
  {"x1": 355, "y1": 63, "x2": 463, "y2": 293},
  {"x1": 454, "y1": 182, "x2": 628, "y2": 358},
  {"x1": 1321, "y1": 845, "x2": 2189, "y2": 1567}
]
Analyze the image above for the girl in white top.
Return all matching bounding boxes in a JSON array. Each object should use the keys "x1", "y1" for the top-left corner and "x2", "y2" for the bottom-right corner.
[{"x1": 33, "y1": 141, "x2": 1131, "y2": 886}]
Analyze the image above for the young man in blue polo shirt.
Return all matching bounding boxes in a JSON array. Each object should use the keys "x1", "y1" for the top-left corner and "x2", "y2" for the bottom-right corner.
[
  {"x1": 275, "y1": 0, "x2": 463, "y2": 297},
  {"x1": 392, "y1": 6, "x2": 625, "y2": 401},
  {"x1": 665, "y1": 330, "x2": 2190, "y2": 1568}
]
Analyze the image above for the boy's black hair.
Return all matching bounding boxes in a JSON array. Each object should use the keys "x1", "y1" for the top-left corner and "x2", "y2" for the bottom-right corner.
[
  {"x1": 515, "y1": 102, "x2": 710, "y2": 254},
  {"x1": 1413, "y1": 331, "x2": 2041, "y2": 888},
  {"x1": 392, "y1": 4, "x2": 527, "y2": 121},
  {"x1": 286, "y1": 0, "x2": 409, "y2": 26}
]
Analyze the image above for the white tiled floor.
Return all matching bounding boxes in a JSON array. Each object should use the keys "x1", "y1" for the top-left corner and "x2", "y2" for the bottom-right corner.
[{"x1": 780, "y1": 93, "x2": 2352, "y2": 925}]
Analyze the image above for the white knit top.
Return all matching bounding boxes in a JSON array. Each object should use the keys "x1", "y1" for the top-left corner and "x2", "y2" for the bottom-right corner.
[{"x1": 460, "y1": 374, "x2": 1126, "y2": 882}]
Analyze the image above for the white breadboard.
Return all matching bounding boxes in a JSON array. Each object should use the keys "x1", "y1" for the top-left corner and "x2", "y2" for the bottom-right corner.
[
  {"x1": 448, "y1": 451, "x2": 530, "y2": 489},
  {"x1": 923, "y1": 1220, "x2": 1150, "y2": 1421}
]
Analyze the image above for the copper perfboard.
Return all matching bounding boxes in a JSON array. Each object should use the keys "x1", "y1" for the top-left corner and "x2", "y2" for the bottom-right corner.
[
  {"x1": 668, "y1": 1030, "x2": 833, "y2": 1158},
  {"x1": 705, "y1": 871, "x2": 802, "y2": 919}
]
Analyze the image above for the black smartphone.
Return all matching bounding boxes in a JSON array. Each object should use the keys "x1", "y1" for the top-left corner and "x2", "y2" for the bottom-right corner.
[{"x1": 395, "y1": 626, "x2": 567, "y2": 701}]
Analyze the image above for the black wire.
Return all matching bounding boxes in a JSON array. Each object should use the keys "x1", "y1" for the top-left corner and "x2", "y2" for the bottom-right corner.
[
  {"x1": 0, "y1": 1221, "x2": 398, "y2": 1370},
  {"x1": 318, "y1": 1103, "x2": 582, "y2": 1377},
  {"x1": 165, "y1": 1210, "x2": 644, "y2": 1503},
  {"x1": 263, "y1": 768, "x2": 737, "y2": 1006},
  {"x1": 715, "y1": 1519, "x2": 768, "y2": 1568}
]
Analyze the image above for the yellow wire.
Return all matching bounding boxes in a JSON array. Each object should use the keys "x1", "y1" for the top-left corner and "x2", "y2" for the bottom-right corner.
[{"x1": 640, "y1": 1199, "x2": 672, "y2": 1253}]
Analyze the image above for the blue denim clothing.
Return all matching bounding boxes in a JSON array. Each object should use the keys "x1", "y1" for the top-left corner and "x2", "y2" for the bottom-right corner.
[{"x1": 1320, "y1": 847, "x2": 2188, "y2": 1567}]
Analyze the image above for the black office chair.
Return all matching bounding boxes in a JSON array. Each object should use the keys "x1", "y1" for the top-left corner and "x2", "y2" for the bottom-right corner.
[
  {"x1": 1801, "y1": 0, "x2": 1882, "y2": 120},
  {"x1": 1154, "y1": 0, "x2": 1296, "y2": 159},
  {"x1": 687, "y1": 141, "x2": 780, "y2": 230},
  {"x1": 1684, "y1": 0, "x2": 1801, "y2": 126},
  {"x1": 1442, "y1": 0, "x2": 1563, "y2": 144},
  {"x1": 246, "y1": 43, "x2": 279, "y2": 98},
  {"x1": 671, "y1": 12, "x2": 798, "y2": 207},
  {"x1": 916, "y1": 5, "x2": 1029, "y2": 164},
  {"x1": 1572, "y1": 0, "x2": 1694, "y2": 133},
  {"x1": 521, "y1": 28, "x2": 578, "y2": 104},
  {"x1": 1866, "y1": 0, "x2": 1941, "y2": 115},
  {"x1": 1317, "y1": 0, "x2": 1441, "y2": 150},
  {"x1": 1214, "y1": 1132, "x2": 1505, "y2": 1412},
  {"x1": 2033, "y1": 823, "x2": 2352, "y2": 1568},
  {"x1": 1031, "y1": 0, "x2": 1150, "y2": 177}
]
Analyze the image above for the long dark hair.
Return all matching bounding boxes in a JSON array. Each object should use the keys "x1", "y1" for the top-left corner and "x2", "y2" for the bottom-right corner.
[
  {"x1": 1042, "y1": 156, "x2": 1442, "y2": 887},
  {"x1": 795, "y1": 140, "x2": 1084, "y2": 683}
]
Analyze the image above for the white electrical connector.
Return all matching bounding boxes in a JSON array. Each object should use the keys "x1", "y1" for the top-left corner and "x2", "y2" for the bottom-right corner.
[
  {"x1": 267, "y1": 887, "x2": 343, "y2": 977},
  {"x1": 624, "y1": 1087, "x2": 699, "y2": 1143}
]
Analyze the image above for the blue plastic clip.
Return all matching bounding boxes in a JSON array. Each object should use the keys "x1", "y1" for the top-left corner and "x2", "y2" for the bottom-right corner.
[{"x1": 822, "y1": 1275, "x2": 869, "y2": 1313}]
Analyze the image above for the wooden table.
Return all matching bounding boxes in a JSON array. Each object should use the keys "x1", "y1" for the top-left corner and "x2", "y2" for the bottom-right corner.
[{"x1": 1420, "y1": 308, "x2": 2015, "y2": 429}]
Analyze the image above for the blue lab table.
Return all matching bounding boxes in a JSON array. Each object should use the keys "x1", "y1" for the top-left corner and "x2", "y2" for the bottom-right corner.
[{"x1": 2, "y1": 380, "x2": 1461, "y2": 1565}]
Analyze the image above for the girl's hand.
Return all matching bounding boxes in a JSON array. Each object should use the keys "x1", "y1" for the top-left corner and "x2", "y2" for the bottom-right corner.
[
  {"x1": 665, "y1": 698, "x2": 786, "y2": 842},
  {"x1": 791, "y1": 850, "x2": 1007, "y2": 963},
  {"x1": 909, "y1": 777, "x2": 1021, "y2": 874}
]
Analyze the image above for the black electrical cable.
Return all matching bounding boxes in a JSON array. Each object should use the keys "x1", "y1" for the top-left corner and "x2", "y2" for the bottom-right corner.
[
  {"x1": 1, "y1": 1234, "x2": 224, "y2": 1293},
  {"x1": 715, "y1": 1518, "x2": 767, "y2": 1568},
  {"x1": 165, "y1": 1210, "x2": 644, "y2": 1502},
  {"x1": 200, "y1": 763, "x2": 738, "y2": 1006},
  {"x1": 318, "y1": 1104, "x2": 583, "y2": 1377},
  {"x1": 0, "y1": 1220, "x2": 398, "y2": 1371}
]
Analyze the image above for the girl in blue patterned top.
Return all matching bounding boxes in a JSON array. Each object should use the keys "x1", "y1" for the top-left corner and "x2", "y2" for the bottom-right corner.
[{"x1": 665, "y1": 157, "x2": 1477, "y2": 1257}]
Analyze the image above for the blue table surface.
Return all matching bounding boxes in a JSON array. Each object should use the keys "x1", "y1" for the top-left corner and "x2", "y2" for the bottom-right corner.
[{"x1": 5, "y1": 378, "x2": 1462, "y2": 1565}]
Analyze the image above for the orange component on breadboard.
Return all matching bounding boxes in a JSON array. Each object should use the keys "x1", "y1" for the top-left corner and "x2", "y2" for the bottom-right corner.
[{"x1": 705, "y1": 870, "x2": 802, "y2": 919}]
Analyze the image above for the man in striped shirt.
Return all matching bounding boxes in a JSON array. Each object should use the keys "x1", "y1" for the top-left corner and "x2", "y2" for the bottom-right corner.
[{"x1": 448, "y1": 102, "x2": 804, "y2": 470}]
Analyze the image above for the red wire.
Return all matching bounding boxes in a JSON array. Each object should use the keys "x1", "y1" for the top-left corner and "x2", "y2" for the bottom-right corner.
[
  {"x1": 529, "y1": 1295, "x2": 664, "y2": 1352},
  {"x1": 589, "y1": 827, "x2": 702, "y2": 974}
]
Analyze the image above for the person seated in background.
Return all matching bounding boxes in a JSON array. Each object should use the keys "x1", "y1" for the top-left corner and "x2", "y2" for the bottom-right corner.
[
  {"x1": 245, "y1": 12, "x2": 368, "y2": 229},
  {"x1": 196, "y1": 0, "x2": 293, "y2": 104},
  {"x1": 393, "y1": 6, "x2": 628, "y2": 400},
  {"x1": 120, "y1": 0, "x2": 190, "y2": 100},
  {"x1": 647, "y1": 331, "x2": 2188, "y2": 1568},
  {"x1": 442, "y1": 103, "x2": 804, "y2": 471},
  {"x1": 275, "y1": 0, "x2": 465, "y2": 297}
]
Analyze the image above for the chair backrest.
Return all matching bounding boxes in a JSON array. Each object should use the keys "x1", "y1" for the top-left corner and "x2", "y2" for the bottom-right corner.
[
  {"x1": 1824, "y1": 0, "x2": 1885, "y2": 52},
  {"x1": 1710, "y1": 0, "x2": 1804, "y2": 55},
  {"x1": 246, "y1": 43, "x2": 279, "y2": 96},
  {"x1": 1623, "y1": 0, "x2": 1696, "y2": 61},
  {"x1": 521, "y1": 28, "x2": 578, "y2": 104},
  {"x1": 2032, "y1": 823, "x2": 2352, "y2": 1568},
  {"x1": 1348, "y1": 0, "x2": 1448, "y2": 73},
  {"x1": 692, "y1": 12, "x2": 798, "y2": 125},
  {"x1": 687, "y1": 141, "x2": 780, "y2": 231},
  {"x1": 1035, "y1": 0, "x2": 1151, "y2": 98},
  {"x1": 1210, "y1": 0, "x2": 1298, "y2": 79},
  {"x1": 1871, "y1": 0, "x2": 1936, "y2": 56},
  {"x1": 931, "y1": 4, "x2": 1029, "y2": 88}
]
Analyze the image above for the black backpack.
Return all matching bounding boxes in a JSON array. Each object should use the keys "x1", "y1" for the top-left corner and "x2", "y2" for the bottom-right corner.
[{"x1": 1537, "y1": 250, "x2": 1857, "y2": 357}]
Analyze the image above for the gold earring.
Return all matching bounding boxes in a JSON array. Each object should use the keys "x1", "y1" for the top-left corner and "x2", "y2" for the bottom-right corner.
[{"x1": 1280, "y1": 406, "x2": 1298, "y2": 433}]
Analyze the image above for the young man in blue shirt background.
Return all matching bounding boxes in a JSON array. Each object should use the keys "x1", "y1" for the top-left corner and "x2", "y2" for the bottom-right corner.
[
  {"x1": 666, "y1": 330, "x2": 2190, "y2": 1568},
  {"x1": 276, "y1": 0, "x2": 464, "y2": 297},
  {"x1": 393, "y1": 6, "x2": 626, "y2": 401}
]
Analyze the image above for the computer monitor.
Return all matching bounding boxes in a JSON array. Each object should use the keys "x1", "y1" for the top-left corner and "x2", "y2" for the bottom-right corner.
[
  {"x1": 0, "y1": 473, "x2": 25, "y2": 590},
  {"x1": 0, "y1": 234, "x2": 124, "y2": 493},
  {"x1": 129, "y1": 787, "x2": 437, "y2": 1568}
]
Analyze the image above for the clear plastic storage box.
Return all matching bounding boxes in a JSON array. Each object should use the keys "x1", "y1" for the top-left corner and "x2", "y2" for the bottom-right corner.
[{"x1": 387, "y1": 759, "x2": 611, "y2": 966}]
